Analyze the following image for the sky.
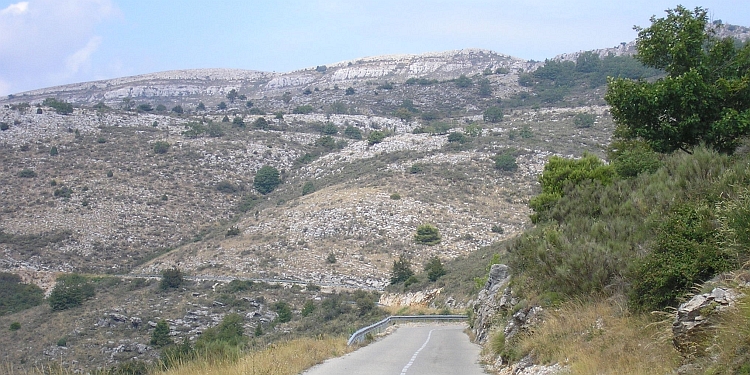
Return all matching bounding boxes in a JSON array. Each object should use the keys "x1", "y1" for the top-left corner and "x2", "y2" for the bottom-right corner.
[{"x1": 1, "y1": 0, "x2": 749, "y2": 96}]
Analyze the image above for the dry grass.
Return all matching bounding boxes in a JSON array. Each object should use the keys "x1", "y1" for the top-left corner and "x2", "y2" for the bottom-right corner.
[
  {"x1": 154, "y1": 336, "x2": 350, "y2": 375},
  {"x1": 517, "y1": 298, "x2": 680, "y2": 375}
]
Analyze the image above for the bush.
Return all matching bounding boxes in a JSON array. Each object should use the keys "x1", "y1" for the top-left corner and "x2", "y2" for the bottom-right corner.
[
  {"x1": 49, "y1": 146, "x2": 58, "y2": 156},
  {"x1": 447, "y1": 132, "x2": 467, "y2": 143},
  {"x1": 630, "y1": 203, "x2": 730, "y2": 312},
  {"x1": 494, "y1": 151, "x2": 518, "y2": 172},
  {"x1": 43, "y1": 98, "x2": 73, "y2": 115},
  {"x1": 293, "y1": 105, "x2": 314, "y2": 114},
  {"x1": 344, "y1": 125, "x2": 362, "y2": 140},
  {"x1": 367, "y1": 131, "x2": 386, "y2": 145},
  {"x1": 274, "y1": 301, "x2": 293, "y2": 323},
  {"x1": 322, "y1": 122, "x2": 338, "y2": 135},
  {"x1": 483, "y1": 106, "x2": 503, "y2": 123},
  {"x1": 301, "y1": 300, "x2": 315, "y2": 317},
  {"x1": 0, "y1": 273, "x2": 44, "y2": 315},
  {"x1": 153, "y1": 141, "x2": 170, "y2": 154},
  {"x1": 226, "y1": 226, "x2": 240, "y2": 236},
  {"x1": 345, "y1": 87, "x2": 355, "y2": 95},
  {"x1": 53, "y1": 186, "x2": 73, "y2": 199},
  {"x1": 254, "y1": 165, "x2": 281, "y2": 194},
  {"x1": 252, "y1": 117, "x2": 269, "y2": 130},
  {"x1": 302, "y1": 181, "x2": 315, "y2": 195},
  {"x1": 414, "y1": 224, "x2": 441, "y2": 245},
  {"x1": 171, "y1": 105, "x2": 184, "y2": 114},
  {"x1": 17, "y1": 169, "x2": 37, "y2": 178},
  {"x1": 216, "y1": 180, "x2": 238, "y2": 194},
  {"x1": 573, "y1": 112, "x2": 595, "y2": 128},
  {"x1": 390, "y1": 193, "x2": 401, "y2": 200},
  {"x1": 150, "y1": 319, "x2": 173, "y2": 347},
  {"x1": 9, "y1": 322, "x2": 20, "y2": 331},
  {"x1": 424, "y1": 256, "x2": 447, "y2": 281},
  {"x1": 160, "y1": 267, "x2": 184, "y2": 290},
  {"x1": 326, "y1": 253, "x2": 337, "y2": 264},
  {"x1": 390, "y1": 254, "x2": 415, "y2": 285},
  {"x1": 0, "y1": 122, "x2": 9, "y2": 131},
  {"x1": 48, "y1": 274, "x2": 95, "y2": 311}
]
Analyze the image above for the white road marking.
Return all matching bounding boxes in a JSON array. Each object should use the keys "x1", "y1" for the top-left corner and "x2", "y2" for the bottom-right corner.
[{"x1": 400, "y1": 328, "x2": 435, "y2": 375}]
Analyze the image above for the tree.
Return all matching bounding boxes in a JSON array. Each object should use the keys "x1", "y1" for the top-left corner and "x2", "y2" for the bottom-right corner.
[
  {"x1": 605, "y1": 6, "x2": 750, "y2": 154},
  {"x1": 483, "y1": 106, "x2": 503, "y2": 123},
  {"x1": 226, "y1": 89, "x2": 239, "y2": 103},
  {"x1": 345, "y1": 87, "x2": 355, "y2": 95},
  {"x1": 171, "y1": 105, "x2": 184, "y2": 114},
  {"x1": 424, "y1": 256, "x2": 447, "y2": 282},
  {"x1": 344, "y1": 125, "x2": 362, "y2": 140},
  {"x1": 42, "y1": 98, "x2": 73, "y2": 115},
  {"x1": 252, "y1": 117, "x2": 269, "y2": 130},
  {"x1": 390, "y1": 254, "x2": 414, "y2": 285},
  {"x1": 153, "y1": 141, "x2": 170, "y2": 154},
  {"x1": 160, "y1": 267, "x2": 184, "y2": 290},
  {"x1": 196, "y1": 102, "x2": 206, "y2": 111},
  {"x1": 150, "y1": 320, "x2": 173, "y2": 347},
  {"x1": 137, "y1": 103, "x2": 153, "y2": 112},
  {"x1": 367, "y1": 131, "x2": 386, "y2": 145},
  {"x1": 494, "y1": 151, "x2": 518, "y2": 172},
  {"x1": 48, "y1": 274, "x2": 95, "y2": 311},
  {"x1": 455, "y1": 74, "x2": 473, "y2": 88},
  {"x1": 478, "y1": 78, "x2": 493, "y2": 97},
  {"x1": 573, "y1": 112, "x2": 595, "y2": 128},
  {"x1": 322, "y1": 122, "x2": 338, "y2": 135},
  {"x1": 254, "y1": 165, "x2": 280, "y2": 194},
  {"x1": 293, "y1": 105, "x2": 314, "y2": 114},
  {"x1": 414, "y1": 224, "x2": 441, "y2": 245},
  {"x1": 217, "y1": 101, "x2": 227, "y2": 110},
  {"x1": 274, "y1": 301, "x2": 292, "y2": 323}
]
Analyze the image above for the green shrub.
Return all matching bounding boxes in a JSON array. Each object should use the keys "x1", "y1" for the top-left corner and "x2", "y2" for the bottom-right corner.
[
  {"x1": 53, "y1": 186, "x2": 73, "y2": 198},
  {"x1": 494, "y1": 152, "x2": 518, "y2": 172},
  {"x1": 447, "y1": 132, "x2": 467, "y2": 143},
  {"x1": 48, "y1": 274, "x2": 95, "y2": 311},
  {"x1": 302, "y1": 181, "x2": 315, "y2": 196},
  {"x1": 573, "y1": 112, "x2": 595, "y2": 128},
  {"x1": 253, "y1": 117, "x2": 269, "y2": 129},
  {"x1": 56, "y1": 337, "x2": 67, "y2": 346},
  {"x1": 424, "y1": 256, "x2": 447, "y2": 282},
  {"x1": 274, "y1": 301, "x2": 293, "y2": 323},
  {"x1": 0, "y1": 122, "x2": 9, "y2": 131},
  {"x1": 344, "y1": 125, "x2": 362, "y2": 140},
  {"x1": 293, "y1": 105, "x2": 314, "y2": 114},
  {"x1": 150, "y1": 319, "x2": 173, "y2": 347},
  {"x1": 0, "y1": 273, "x2": 44, "y2": 316},
  {"x1": 409, "y1": 164, "x2": 424, "y2": 174},
  {"x1": 49, "y1": 146, "x2": 58, "y2": 156},
  {"x1": 226, "y1": 226, "x2": 240, "y2": 236},
  {"x1": 160, "y1": 267, "x2": 184, "y2": 290},
  {"x1": 9, "y1": 322, "x2": 20, "y2": 331},
  {"x1": 390, "y1": 193, "x2": 401, "y2": 200},
  {"x1": 390, "y1": 254, "x2": 415, "y2": 285},
  {"x1": 216, "y1": 180, "x2": 238, "y2": 193},
  {"x1": 483, "y1": 106, "x2": 504, "y2": 123},
  {"x1": 17, "y1": 169, "x2": 37, "y2": 178},
  {"x1": 367, "y1": 131, "x2": 386, "y2": 145},
  {"x1": 43, "y1": 98, "x2": 73, "y2": 115},
  {"x1": 630, "y1": 203, "x2": 730, "y2": 312},
  {"x1": 153, "y1": 141, "x2": 170, "y2": 154},
  {"x1": 414, "y1": 224, "x2": 441, "y2": 245},
  {"x1": 608, "y1": 140, "x2": 662, "y2": 178},
  {"x1": 301, "y1": 300, "x2": 316, "y2": 317},
  {"x1": 326, "y1": 253, "x2": 337, "y2": 264},
  {"x1": 254, "y1": 165, "x2": 281, "y2": 194}
]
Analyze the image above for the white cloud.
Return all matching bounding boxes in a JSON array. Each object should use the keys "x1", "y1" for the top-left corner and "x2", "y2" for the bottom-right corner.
[
  {"x1": 0, "y1": 0, "x2": 118, "y2": 93},
  {"x1": 0, "y1": 78, "x2": 11, "y2": 96},
  {"x1": 1, "y1": 2, "x2": 29, "y2": 15},
  {"x1": 65, "y1": 36, "x2": 102, "y2": 75}
]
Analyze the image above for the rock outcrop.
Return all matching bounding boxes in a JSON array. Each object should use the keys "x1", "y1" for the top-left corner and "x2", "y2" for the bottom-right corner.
[
  {"x1": 673, "y1": 287, "x2": 742, "y2": 354},
  {"x1": 472, "y1": 264, "x2": 512, "y2": 344}
]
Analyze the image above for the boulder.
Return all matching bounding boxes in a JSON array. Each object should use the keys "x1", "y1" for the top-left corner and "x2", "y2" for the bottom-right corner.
[{"x1": 673, "y1": 287, "x2": 741, "y2": 354}]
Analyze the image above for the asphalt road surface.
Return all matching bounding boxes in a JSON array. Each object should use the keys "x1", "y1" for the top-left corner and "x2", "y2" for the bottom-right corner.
[{"x1": 302, "y1": 323, "x2": 486, "y2": 375}]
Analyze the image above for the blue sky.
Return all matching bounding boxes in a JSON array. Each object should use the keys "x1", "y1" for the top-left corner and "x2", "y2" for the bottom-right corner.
[{"x1": 1, "y1": 0, "x2": 749, "y2": 95}]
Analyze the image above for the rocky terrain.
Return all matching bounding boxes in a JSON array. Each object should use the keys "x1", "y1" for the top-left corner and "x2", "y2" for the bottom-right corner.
[{"x1": 0, "y1": 39, "x2": 655, "y2": 372}]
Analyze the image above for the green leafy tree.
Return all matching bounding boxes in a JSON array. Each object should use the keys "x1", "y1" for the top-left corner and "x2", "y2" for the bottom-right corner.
[
  {"x1": 49, "y1": 146, "x2": 58, "y2": 156},
  {"x1": 160, "y1": 267, "x2": 184, "y2": 290},
  {"x1": 252, "y1": 117, "x2": 269, "y2": 129},
  {"x1": 153, "y1": 141, "x2": 170, "y2": 154},
  {"x1": 344, "y1": 125, "x2": 362, "y2": 139},
  {"x1": 217, "y1": 101, "x2": 227, "y2": 110},
  {"x1": 150, "y1": 319, "x2": 173, "y2": 347},
  {"x1": 455, "y1": 74, "x2": 473, "y2": 87},
  {"x1": 232, "y1": 116, "x2": 245, "y2": 128},
  {"x1": 42, "y1": 98, "x2": 73, "y2": 115},
  {"x1": 390, "y1": 254, "x2": 415, "y2": 285},
  {"x1": 322, "y1": 122, "x2": 338, "y2": 135},
  {"x1": 48, "y1": 274, "x2": 95, "y2": 311},
  {"x1": 414, "y1": 224, "x2": 441, "y2": 245},
  {"x1": 171, "y1": 105, "x2": 184, "y2": 114},
  {"x1": 477, "y1": 78, "x2": 493, "y2": 97},
  {"x1": 483, "y1": 106, "x2": 503, "y2": 123},
  {"x1": 424, "y1": 256, "x2": 447, "y2": 282},
  {"x1": 226, "y1": 89, "x2": 239, "y2": 103},
  {"x1": 494, "y1": 151, "x2": 518, "y2": 172},
  {"x1": 367, "y1": 130, "x2": 386, "y2": 145},
  {"x1": 196, "y1": 102, "x2": 206, "y2": 111},
  {"x1": 605, "y1": 6, "x2": 750, "y2": 154},
  {"x1": 302, "y1": 181, "x2": 315, "y2": 195},
  {"x1": 254, "y1": 165, "x2": 281, "y2": 194},
  {"x1": 573, "y1": 112, "x2": 595, "y2": 128},
  {"x1": 529, "y1": 153, "x2": 616, "y2": 223},
  {"x1": 274, "y1": 301, "x2": 293, "y2": 323}
]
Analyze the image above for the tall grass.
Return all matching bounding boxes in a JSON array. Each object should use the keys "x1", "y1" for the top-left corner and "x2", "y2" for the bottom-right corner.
[
  {"x1": 154, "y1": 336, "x2": 349, "y2": 375},
  {"x1": 517, "y1": 298, "x2": 680, "y2": 374}
]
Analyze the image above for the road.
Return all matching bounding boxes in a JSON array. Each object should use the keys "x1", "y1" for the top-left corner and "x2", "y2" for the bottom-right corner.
[{"x1": 302, "y1": 323, "x2": 486, "y2": 375}]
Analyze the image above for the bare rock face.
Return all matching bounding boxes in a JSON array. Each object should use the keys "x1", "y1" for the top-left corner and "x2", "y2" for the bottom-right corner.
[
  {"x1": 673, "y1": 287, "x2": 742, "y2": 354},
  {"x1": 379, "y1": 288, "x2": 442, "y2": 307},
  {"x1": 472, "y1": 264, "x2": 512, "y2": 344}
]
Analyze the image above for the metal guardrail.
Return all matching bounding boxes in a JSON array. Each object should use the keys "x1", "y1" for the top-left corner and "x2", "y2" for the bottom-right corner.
[{"x1": 347, "y1": 315, "x2": 468, "y2": 346}]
